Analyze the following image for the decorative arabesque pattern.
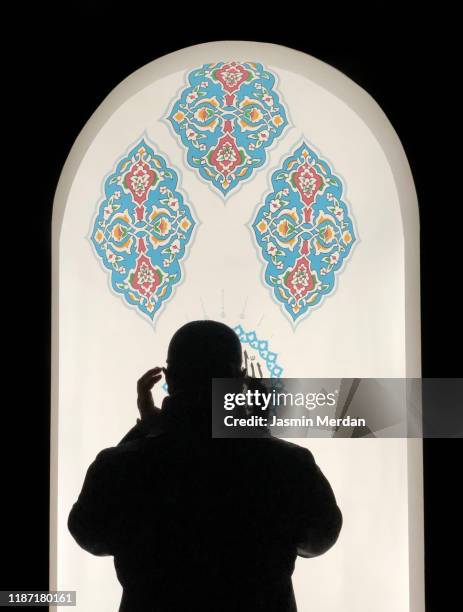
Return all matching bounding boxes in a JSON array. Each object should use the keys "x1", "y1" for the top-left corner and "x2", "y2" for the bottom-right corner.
[
  {"x1": 252, "y1": 142, "x2": 356, "y2": 322},
  {"x1": 168, "y1": 62, "x2": 289, "y2": 196},
  {"x1": 234, "y1": 324, "x2": 283, "y2": 378},
  {"x1": 91, "y1": 140, "x2": 196, "y2": 323}
]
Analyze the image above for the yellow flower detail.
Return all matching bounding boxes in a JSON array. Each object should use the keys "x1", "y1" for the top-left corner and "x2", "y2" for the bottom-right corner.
[
  {"x1": 257, "y1": 220, "x2": 268, "y2": 233},
  {"x1": 112, "y1": 224, "x2": 124, "y2": 241},
  {"x1": 287, "y1": 209, "x2": 299, "y2": 223},
  {"x1": 249, "y1": 108, "x2": 262, "y2": 122},
  {"x1": 174, "y1": 111, "x2": 185, "y2": 122},
  {"x1": 158, "y1": 218, "x2": 171, "y2": 235},
  {"x1": 322, "y1": 225, "x2": 335, "y2": 243},
  {"x1": 278, "y1": 219, "x2": 290, "y2": 236},
  {"x1": 195, "y1": 108, "x2": 209, "y2": 122}
]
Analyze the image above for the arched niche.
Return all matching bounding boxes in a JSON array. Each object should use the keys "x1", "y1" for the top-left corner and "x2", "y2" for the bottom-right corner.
[{"x1": 51, "y1": 42, "x2": 423, "y2": 612}]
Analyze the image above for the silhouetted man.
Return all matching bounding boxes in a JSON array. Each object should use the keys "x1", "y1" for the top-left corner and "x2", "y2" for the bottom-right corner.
[{"x1": 68, "y1": 321, "x2": 342, "y2": 611}]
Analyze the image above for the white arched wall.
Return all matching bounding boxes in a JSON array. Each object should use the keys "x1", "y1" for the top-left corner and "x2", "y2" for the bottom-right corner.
[{"x1": 51, "y1": 42, "x2": 423, "y2": 612}]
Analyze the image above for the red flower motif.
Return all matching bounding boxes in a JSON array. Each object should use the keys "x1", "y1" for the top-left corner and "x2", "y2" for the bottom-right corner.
[
  {"x1": 210, "y1": 134, "x2": 242, "y2": 177},
  {"x1": 131, "y1": 254, "x2": 161, "y2": 298},
  {"x1": 293, "y1": 162, "x2": 324, "y2": 210},
  {"x1": 124, "y1": 159, "x2": 157, "y2": 206},
  {"x1": 215, "y1": 62, "x2": 250, "y2": 94},
  {"x1": 284, "y1": 256, "x2": 314, "y2": 299}
]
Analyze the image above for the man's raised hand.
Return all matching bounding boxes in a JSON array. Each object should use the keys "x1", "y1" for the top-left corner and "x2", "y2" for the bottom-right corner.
[{"x1": 137, "y1": 367, "x2": 163, "y2": 420}]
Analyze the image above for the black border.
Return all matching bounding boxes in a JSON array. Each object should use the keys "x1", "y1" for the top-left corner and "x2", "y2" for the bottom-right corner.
[{"x1": 6, "y1": 7, "x2": 460, "y2": 610}]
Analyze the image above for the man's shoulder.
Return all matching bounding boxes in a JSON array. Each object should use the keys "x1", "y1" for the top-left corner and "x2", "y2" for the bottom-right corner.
[
  {"x1": 257, "y1": 435, "x2": 311, "y2": 452},
  {"x1": 93, "y1": 434, "x2": 315, "y2": 469},
  {"x1": 93, "y1": 432, "x2": 166, "y2": 466},
  {"x1": 240, "y1": 436, "x2": 316, "y2": 467}
]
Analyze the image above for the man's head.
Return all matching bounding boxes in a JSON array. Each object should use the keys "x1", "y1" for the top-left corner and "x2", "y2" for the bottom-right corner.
[{"x1": 165, "y1": 320, "x2": 243, "y2": 394}]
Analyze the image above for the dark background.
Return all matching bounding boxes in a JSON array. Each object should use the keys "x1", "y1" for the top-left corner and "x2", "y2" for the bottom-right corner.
[{"x1": 5, "y1": 5, "x2": 460, "y2": 611}]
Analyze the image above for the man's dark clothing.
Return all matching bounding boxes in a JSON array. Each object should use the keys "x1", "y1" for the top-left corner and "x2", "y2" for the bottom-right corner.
[{"x1": 68, "y1": 394, "x2": 342, "y2": 612}]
